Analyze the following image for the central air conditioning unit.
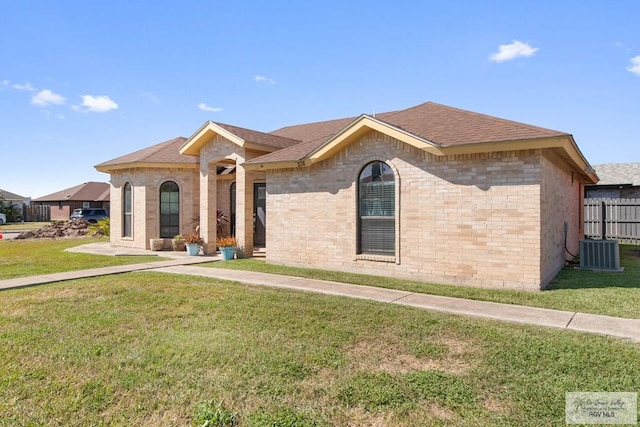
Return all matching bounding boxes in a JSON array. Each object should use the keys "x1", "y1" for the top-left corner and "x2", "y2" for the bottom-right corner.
[{"x1": 579, "y1": 239, "x2": 622, "y2": 271}]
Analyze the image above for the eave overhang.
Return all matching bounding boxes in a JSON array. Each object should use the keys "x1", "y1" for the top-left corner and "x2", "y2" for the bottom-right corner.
[{"x1": 95, "y1": 162, "x2": 199, "y2": 174}]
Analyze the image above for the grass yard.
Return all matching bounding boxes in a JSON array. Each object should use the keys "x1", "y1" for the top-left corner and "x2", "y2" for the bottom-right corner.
[
  {"x1": 1, "y1": 273, "x2": 638, "y2": 426},
  {"x1": 208, "y1": 244, "x2": 640, "y2": 319},
  {"x1": 0, "y1": 238, "x2": 164, "y2": 280}
]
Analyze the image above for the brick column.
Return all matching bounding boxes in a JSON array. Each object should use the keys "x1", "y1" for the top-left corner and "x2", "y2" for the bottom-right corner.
[
  {"x1": 199, "y1": 162, "x2": 217, "y2": 255},
  {"x1": 236, "y1": 162, "x2": 254, "y2": 256}
]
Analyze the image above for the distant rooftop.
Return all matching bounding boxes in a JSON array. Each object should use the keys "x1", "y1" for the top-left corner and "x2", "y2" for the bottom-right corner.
[
  {"x1": 591, "y1": 162, "x2": 640, "y2": 186},
  {"x1": 0, "y1": 189, "x2": 29, "y2": 200},
  {"x1": 33, "y1": 182, "x2": 110, "y2": 202}
]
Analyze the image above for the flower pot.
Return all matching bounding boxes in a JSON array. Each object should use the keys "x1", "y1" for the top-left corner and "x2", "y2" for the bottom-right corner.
[
  {"x1": 185, "y1": 243, "x2": 201, "y2": 256},
  {"x1": 172, "y1": 239, "x2": 186, "y2": 252},
  {"x1": 150, "y1": 238, "x2": 164, "y2": 251},
  {"x1": 220, "y1": 246, "x2": 235, "y2": 260}
]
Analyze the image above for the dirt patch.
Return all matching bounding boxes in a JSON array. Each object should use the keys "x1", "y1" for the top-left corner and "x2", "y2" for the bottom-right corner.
[
  {"x1": 347, "y1": 336, "x2": 477, "y2": 375},
  {"x1": 15, "y1": 220, "x2": 102, "y2": 239}
]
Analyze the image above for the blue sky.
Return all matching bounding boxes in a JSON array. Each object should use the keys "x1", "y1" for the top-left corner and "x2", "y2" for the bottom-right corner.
[{"x1": 2, "y1": 1, "x2": 639, "y2": 198}]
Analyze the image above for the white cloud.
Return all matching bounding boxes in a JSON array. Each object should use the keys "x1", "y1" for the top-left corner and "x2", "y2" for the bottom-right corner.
[
  {"x1": 627, "y1": 55, "x2": 640, "y2": 76},
  {"x1": 31, "y1": 89, "x2": 66, "y2": 106},
  {"x1": 78, "y1": 95, "x2": 118, "y2": 112},
  {"x1": 490, "y1": 40, "x2": 539, "y2": 63},
  {"x1": 198, "y1": 102, "x2": 222, "y2": 112},
  {"x1": 254, "y1": 74, "x2": 276, "y2": 85},
  {"x1": 142, "y1": 91, "x2": 160, "y2": 103},
  {"x1": 12, "y1": 82, "x2": 36, "y2": 91}
]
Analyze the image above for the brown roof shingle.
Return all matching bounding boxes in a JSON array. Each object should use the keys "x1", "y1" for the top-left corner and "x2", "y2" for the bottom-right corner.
[
  {"x1": 98, "y1": 102, "x2": 574, "y2": 170},
  {"x1": 247, "y1": 102, "x2": 569, "y2": 164},
  {"x1": 34, "y1": 182, "x2": 110, "y2": 202},
  {"x1": 213, "y1": 122, "x2": 301, "y2": 149},
  {"x1": 374, "y1": 102, "x2": 567, "y2": 146},
  {"x1": 96, "y1": 137, "x2": 194, "y2": 169}
]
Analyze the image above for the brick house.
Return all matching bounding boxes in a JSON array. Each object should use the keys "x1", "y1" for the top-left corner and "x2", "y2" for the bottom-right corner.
[
  {"x1": 96, "y1": 102, "x2": 598, "y2": 290},
  {"x1": 32, "y1": 182, "x2": 110, "y2": 221}
]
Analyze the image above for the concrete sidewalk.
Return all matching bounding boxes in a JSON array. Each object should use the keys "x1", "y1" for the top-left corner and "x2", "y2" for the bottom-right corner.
[{"x1": 1, "y1": 242, "x2": 638, "y2": 343}]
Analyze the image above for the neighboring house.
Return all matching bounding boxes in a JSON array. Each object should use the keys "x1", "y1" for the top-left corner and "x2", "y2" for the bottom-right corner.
[
  {"x1": 32, "y1": 182, "x2": 110, "y2": 221},
  {"x1": 96, "y1": 101, "x2": 598, "y2": 290},
  {"x1": 0, "y1": 189, "x2": 31, "y2": 219},
  {"x1": 585, "y1": 162, "x2": 640, "y2": 198}
]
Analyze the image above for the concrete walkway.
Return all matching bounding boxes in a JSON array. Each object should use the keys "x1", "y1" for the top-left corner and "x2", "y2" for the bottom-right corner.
[{"x1": 1, "y1": 242, "x2": 638, "y2": 343}]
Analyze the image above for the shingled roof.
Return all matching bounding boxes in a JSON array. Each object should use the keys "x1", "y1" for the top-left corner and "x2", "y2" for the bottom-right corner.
[
  {"x1": 213, "y1": 122, "x2": 301, "y2": 149},
  {"x1": 34, "y1": 182, "x2": 110, "y2": 202},
  {"x1": 246, "y1": 101, "x2": 571, "y2": 165},
  {"x1": 96, "y1": 137, "x2": 195, "y2": 172},
  {"x1": 591, "y1": 163, "x2": 640, "y2": 186},
  {"x1": 0, "y1": 189, "x2": 29, "y2": 201},
  {"x1": 96, "y1": 101, "x2": 596, "y2": 182},
  {"x1": 272, "y1": 102, "x2": 566, "y2": 147}
]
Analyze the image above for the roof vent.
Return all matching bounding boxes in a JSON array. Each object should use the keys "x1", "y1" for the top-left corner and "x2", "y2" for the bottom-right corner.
[{"x1": 579, "y1": 239, "x2": 623, "y2": 271}]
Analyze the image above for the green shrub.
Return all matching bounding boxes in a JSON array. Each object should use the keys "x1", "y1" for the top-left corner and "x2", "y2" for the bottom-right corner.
[{"x1": 89, "y1": 217, "x2": 110, "y2": 237}]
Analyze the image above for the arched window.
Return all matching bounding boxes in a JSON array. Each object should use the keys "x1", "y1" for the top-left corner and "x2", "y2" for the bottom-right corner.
[
  {"x1": 358, "y1": 161, "x2": 395, "y2": 255},
  {"x1": 159, "y1": 181, "x2": 179, "y2": 238},
  {"x1": 122, "y1": 182, "x2": 132, "y2": 237}
]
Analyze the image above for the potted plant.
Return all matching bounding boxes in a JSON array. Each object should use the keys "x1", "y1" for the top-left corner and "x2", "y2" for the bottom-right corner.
[
  {"x1": 172, "y1": 234, "x2": 186, "y2": 251},
  {"x1": 216, "y1": 236, "x2": 237, "y2": 260},
  {"x1": 184, "y1": 233, "x2": 203, "y2": 256}
]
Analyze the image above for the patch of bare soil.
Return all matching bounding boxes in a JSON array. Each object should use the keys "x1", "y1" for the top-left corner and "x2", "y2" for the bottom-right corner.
[
  {"x1": 15, "y1": 220, "x2": 102, "y2": 239},
  {"x1": 347, "y1": 336, "x2": 478, "y2": 375}
]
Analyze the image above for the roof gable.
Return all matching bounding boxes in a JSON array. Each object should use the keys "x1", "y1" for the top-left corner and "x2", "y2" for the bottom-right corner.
[
  {"x1": 180, "y1": 121, "x2": 300, "y2": 156},
  {"x1": 248, "y1": 102, "x2": 573, "y2": 166},
  {"x1": 247, "y1": 102, "x2": 596, "y2": 183}
]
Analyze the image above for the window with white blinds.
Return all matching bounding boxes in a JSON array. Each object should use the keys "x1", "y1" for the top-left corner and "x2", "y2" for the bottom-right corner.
[{"x1": 358, "y1": 161, "x2": 395, "y2": 255}]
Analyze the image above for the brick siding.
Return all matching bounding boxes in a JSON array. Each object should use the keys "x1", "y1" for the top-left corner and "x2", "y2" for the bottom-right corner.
[{"x1": 266, "y1": 131, "x2": 579, "y2": 290}]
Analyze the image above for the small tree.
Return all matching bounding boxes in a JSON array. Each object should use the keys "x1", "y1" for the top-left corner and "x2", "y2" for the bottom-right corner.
[{"x1": 0, "y1": 196, "x2": 21, "y2": 222}]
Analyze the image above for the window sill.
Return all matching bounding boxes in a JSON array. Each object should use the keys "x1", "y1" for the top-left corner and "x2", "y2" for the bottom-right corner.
[{"x1": 355, "y1": 254, "x2": 397, "y2": 263}]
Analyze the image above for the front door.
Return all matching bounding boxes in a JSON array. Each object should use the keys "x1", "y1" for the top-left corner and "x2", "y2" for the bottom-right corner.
[{"x1": 254, "y1": 183, "x2": 266, "y2": 246}]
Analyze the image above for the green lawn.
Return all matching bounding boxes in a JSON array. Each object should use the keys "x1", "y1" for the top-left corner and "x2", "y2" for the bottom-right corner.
[
  {"x1": 207, "y1": 245, "x2": 640, "y2": 319},
  {"x1": 1, "y1": 238, "x2": 639, "y2": 318},
  {"x1": 0, "y1": 238, "x2": 164, "y2": 280},
  {"x1": 1, "y1": 273, "x2": 638, "y2": 426}
]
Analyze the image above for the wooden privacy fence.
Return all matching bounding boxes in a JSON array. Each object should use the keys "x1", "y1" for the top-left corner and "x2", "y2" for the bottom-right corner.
[
  {"x1": 23, "y1": 204, "x2": 51, "y2": 222},
  {"x1": 584, "y1": 198, "x2": 640, "y2": 244}
]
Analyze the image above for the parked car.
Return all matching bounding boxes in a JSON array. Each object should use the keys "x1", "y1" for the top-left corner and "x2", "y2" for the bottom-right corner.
[
  {"x1": 0, "y1": 213, "x2": 6, "y2": 225},
  {"x1": 70, "y1": 208, "x2": 108, "y2": 223}
]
